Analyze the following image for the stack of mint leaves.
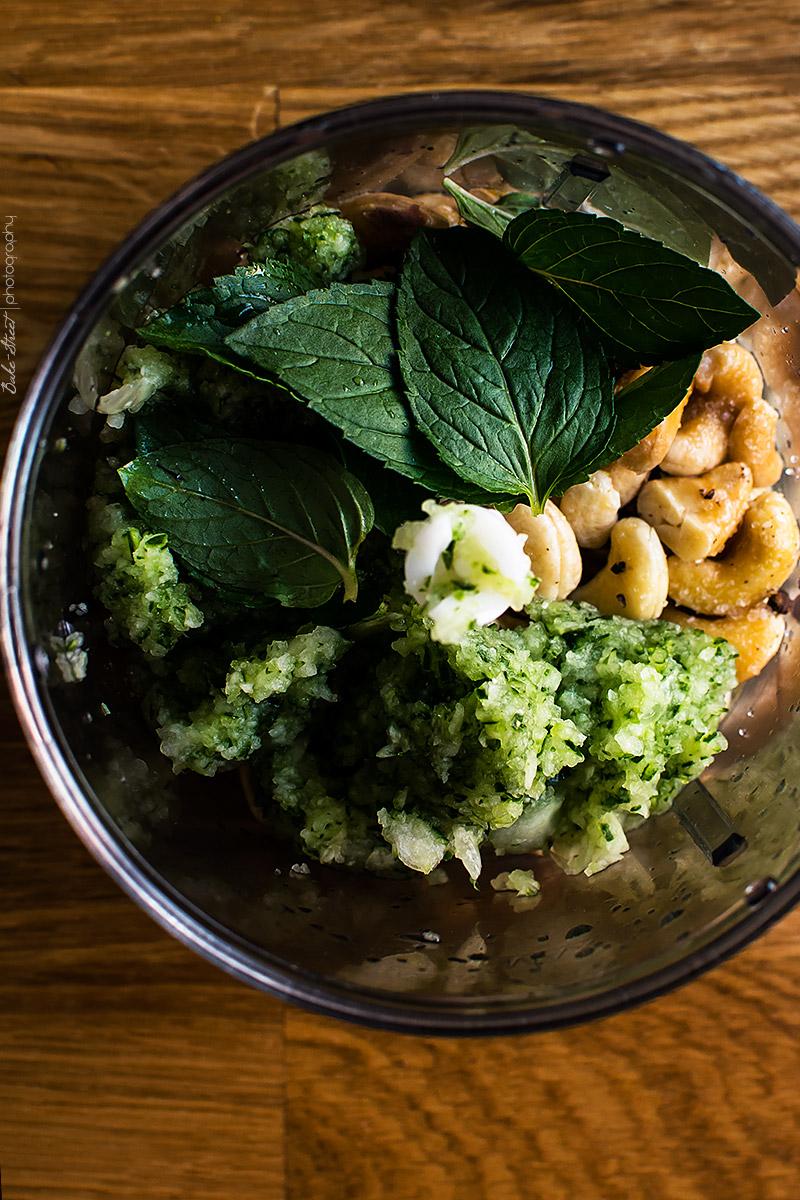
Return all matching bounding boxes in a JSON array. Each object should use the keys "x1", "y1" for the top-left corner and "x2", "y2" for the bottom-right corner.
[{"x1": 121, "y1": 190, "x2": 758, "y2": 611}]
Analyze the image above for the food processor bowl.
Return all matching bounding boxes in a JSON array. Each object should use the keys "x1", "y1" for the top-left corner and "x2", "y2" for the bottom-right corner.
[{"x1": 3, "y1": 91, "x2": 800, "y2": 1035}]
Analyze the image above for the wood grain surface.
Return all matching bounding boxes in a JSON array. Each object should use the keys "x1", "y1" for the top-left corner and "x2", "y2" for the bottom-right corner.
[{"x1": 3, "y1": 4, "x2": 800, "y2": 1198}]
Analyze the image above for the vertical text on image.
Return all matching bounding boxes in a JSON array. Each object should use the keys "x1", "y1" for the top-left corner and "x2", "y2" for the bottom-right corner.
[{"x1": 2, "y1": 215, "x2": 18, "y2": 396}]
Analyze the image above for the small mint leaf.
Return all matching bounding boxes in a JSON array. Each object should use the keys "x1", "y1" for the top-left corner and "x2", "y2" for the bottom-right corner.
[
  {"x1": 139, "y1": 261, "x2": 316, "y2": 372},
  {"x1": 443, "y1": 179, "x2": 540, "y2": 238},
  {"x1": 607, "y1": 354, "x2": 702, "y2": 462},
  {"x1": 443, "y1": 178, "x2": 515, "y2": 238},
  {"x1": 504, "y1": 208, "x2": 760, "y2": 365}
]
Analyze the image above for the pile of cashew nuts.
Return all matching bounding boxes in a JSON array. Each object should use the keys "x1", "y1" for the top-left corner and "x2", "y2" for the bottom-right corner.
[{"x1": 505, "y1": 341, "x2": 800, "y2": 684}]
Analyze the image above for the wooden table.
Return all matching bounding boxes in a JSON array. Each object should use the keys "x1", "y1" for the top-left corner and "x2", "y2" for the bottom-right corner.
[{"x1": 3, "y1": 4, "x2": 800, "y2": 1197}]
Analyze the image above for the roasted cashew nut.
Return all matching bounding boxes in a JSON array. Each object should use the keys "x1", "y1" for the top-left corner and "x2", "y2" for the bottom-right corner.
[
  {"x1": 667, "y1": 491, "x2": 800, "y2": 615},
  {"x1": 727, "y1": 397, "x2": 783, "y2": 488},
  {"x1": 615, "y1": 392, "x2": 690, "y2": 474},
  {"x1": 660, "y1": 392, "x2": 738, "y2": 476},
  {"x1": 637, "y1": 461, "x2": 753, "y2": 561},
  {"x1": 606, "y1": 460, "x2": 650, "y2": 507},
  {"x1": 693, "y1": 341, "x2": 763, "y2": 404},
  {"x1": 662, "y1": 342, "x2": 763, "y2": 477},
  {"x1": 663, "y1": 603, "x2": 786, "y2": 685},
  {"x1": 558, "y1": 470, "x2": 621, "y2": 549},
  {"x1": 505, "y1": 500, "x2": 582, "y2": 600},
  {"x1": 571, "y1": 517, "x2": 669, "y2": 619}
]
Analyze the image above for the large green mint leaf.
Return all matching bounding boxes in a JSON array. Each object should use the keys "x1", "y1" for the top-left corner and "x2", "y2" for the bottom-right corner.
[
  {"x1": 396, "y1": 227, "x2": 615, "y2": 508},
  {"x1": 119, "y1": 439, "x2": 373, "y2": 607},
  {"x1": 225, "y1": 281, "x2": 405, "y2": 451},
  {"x1": 223, "y1": 280, "x2": 504, "y2": 504},
  {"x1": 139, "y1": 261, "x2": 317, "y2": 370},
  {"x1": 606, "y1": 353, "x2": 702, "y2": 461},
  {"x1": 504, "y1": 209, "x2": 760, "y2": 365}
]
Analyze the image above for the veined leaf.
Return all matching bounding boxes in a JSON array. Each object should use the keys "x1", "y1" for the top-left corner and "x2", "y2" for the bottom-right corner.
[
  {"x1": 504, "y1": 208, "x2": 760, "y2": 365},
  {"x1": 500, "y1": 192, "x2": 542, "y2": 216},
  {"x1": 396, "y1": 228, "x2": 615, "y2": 509},
  {"x1": 224, "y1": 280, "x2": 505, "y2": 504},
  {"x1": 119, "y1": 439, "x2": 374, "y2": 607},
  {"x1": 214, "y1": 260, "x2": 320, "y2": 303},
  {"x1": 140, "y1": 287, "x2": 245, "y2": 365},
  {"x1": 443, "y1": 178, "x2": 515, "y2": 237},
  {"x1": 139, "y1": 261, "x2": 317, "y2": 370},
  {"x1": 443, "y1": 179, "x2": 541, "y2": 238},
  {"x1": 607, "y1": 353, "x2": 702, "y2": 461},
  {"x1": 226, "y1": 281, "x2": 406, "y2": 454}
]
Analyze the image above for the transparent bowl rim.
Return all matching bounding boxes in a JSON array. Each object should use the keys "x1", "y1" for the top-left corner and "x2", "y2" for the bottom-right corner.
[{"x1": 3, "y1": 88, "x2": 800, "y2": 1036}]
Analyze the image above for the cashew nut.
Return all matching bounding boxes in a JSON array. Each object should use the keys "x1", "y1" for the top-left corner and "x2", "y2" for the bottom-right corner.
[
  {"x1": 667, "y1": 491, "x2": 800, "y2": 615},
  {"x1": 504, "y1": 500, "x2": 582, "y2": 599},
  {"x1": 558, "y1": 470, "x2": 621, "y2": 549},
  {"x1": 693, "y1": 341, "x2": 763, "y2": 404},
  {"x1": 615, "y1": 393, "x2": 690, "y2": 474},
  {"x1": 637, "y1": 461, "x2": 753, "y2": 561},
  {"x1": 606, "y1": 460, "x2": 650, "y2": 506},
  {"x1": 727, "y1": 397, "x2": 783, "y2": 488},
  {"x1": 664, "y1": 603, "x2": 786, "y2": 684},
  {"x1": 661, "y1": 342, "x2": 764, "y2": 478},
  {"x1": 571, "y1": 517, "x2": 669, "y2": 619},
  {"x1": 660, "y1": 391, "x2": 738, "y2": 476}
]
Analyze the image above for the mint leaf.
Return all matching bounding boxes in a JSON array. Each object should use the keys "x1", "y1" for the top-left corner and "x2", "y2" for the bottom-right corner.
[
  {"x1": 443, "y1": 178, "x2": 541, "y2": 239},
  {"x1": 500, "y1": 192, "x2": 542, "y2": 217},
  {"x1": 443, "y1": 180, "x2": 541, "y2": 239},
  {"x1": 223, "y1": 280, "x2": 504, "y2": 504},
  {"x1": 504, "y1": 209, "x2": 760, "y2": 365},
  {"x1": 607, "y1": 353, "x2": 702, "y2": 461},
  {"x1": 396, "y1": 228, "x2": 615, "y2": 509},
  {"x1": 443, "y1": 178, "x2": 515, "y2": 238},
  {"x1": 140, "y1": 261, "x2": 317, "y2": 370},
  {"x1": 226, "y1": 281, "x2": 404, "y2": 448},
  {"x1": 119, "y1": 440, "x2": 373, "y2": 607},
  {"x1": 140, "y1": 287, "x2": 245, "y2": 365},
  {"x1": 214, "y1": 259, "x2": 320, "y2": 304}
]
